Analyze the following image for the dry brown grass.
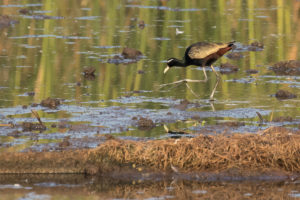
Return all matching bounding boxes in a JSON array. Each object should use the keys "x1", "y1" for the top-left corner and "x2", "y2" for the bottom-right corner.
[
  {"x1": 91, "y1": 126, "x2": 300, "y2": 173},
  {"x1": 0, "y1": 127, "x2": 299, "y2": 175}
]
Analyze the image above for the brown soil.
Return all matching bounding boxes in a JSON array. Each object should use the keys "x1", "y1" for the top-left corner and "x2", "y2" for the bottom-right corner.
[
  {"x1": 226, "y1": 52, "x2": 243, "y2": 60},
  {"x1": 122, "y1": 47, "x2": 143, "y2": 59},
  {"x1": 83, "y1": 66, "x2": 96, "y2": 76},
  {"x1": 107, "y1": 55, "x2": 123, "y2": 64},
  {"x1": 137, "y1": 117, "x2": 155, "y2": 130},
  {"x1": 137, "y1": 69, "x2": 145, "y2": 74},
  {"x1": 27, "y1": 91, "x2": 35, "y2": 96},
  {"x1": 7, "y1": 130, "x2": 22, "y2": 137},
  {"x1": 275, "y1": 90, "x2": 297, "y2": 100},
  {"x1": 57, "y1": 120, "x2": 69, "y2": 129},
  {"x1": 246, "y1": 69, "x2": 259, "y2": 74},
  {"x1": 247, "y1": 41, "x2": 264, "y2": 51},
  {"x1": 40, "y1": 97, "x2": 61, "y2": 109},
  {"x1": 31, "y1": 103, "x2": 38, "y2": 107},
  {"x1": 0, "y1": 127, "x2": 299, "y2": 176},
  {"x1": 58, "y1": 137, "x2": 71, "y2": 148},
  {"x1": 19, "y1": 9, "x2": 31, "y2": 15},
  {"x1": 173, "y1": 99, "x2": 191, "y2": 110},
  {"x1": 272, "y1": 116, "x2": 293, "y2": 122},
  {"x1": 138, "y1": 20, "x2": 145, "y2": 29},
  {"x1": 270, "y1": 60, "x2": 300, "y2": 75},
  {"x1": 220, "y1": 63, "x2": 239, "y2": 74},
  {"x1": 250, "y1": 41, "x2": 264, "y2": 48},
  {"x1": 83, "y1": 66, "x2": 96, "y2": 80},
  {"x1": 107, "y1": 51, "x2": 142, "y2": 64},
  {"x1": 0, "y1": 15, "x2": 19, "y2": 29},
  {"x1": 22, "y1": 122, "x2": 46, "y2": 132},
  {"x1": 0, "y1": 149, "x2": 90, "y2": 174}
]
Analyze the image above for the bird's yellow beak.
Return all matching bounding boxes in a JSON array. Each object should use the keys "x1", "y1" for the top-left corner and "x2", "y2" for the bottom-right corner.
[{"x1": 164, "y1": 66, "x2": 170, "y2": 74}]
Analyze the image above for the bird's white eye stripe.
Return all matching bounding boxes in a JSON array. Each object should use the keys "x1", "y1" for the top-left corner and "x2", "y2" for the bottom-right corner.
[{"x1": 167, "y1": 58, "x2": 174, "y2": 62}]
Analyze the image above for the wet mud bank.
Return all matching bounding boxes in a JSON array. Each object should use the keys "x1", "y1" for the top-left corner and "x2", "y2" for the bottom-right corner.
[{"x1": 0, "y1": 127, "x2": 299, "y2": 179}]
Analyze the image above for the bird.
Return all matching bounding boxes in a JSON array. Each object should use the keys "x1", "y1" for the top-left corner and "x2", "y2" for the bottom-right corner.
[
  {"x1": 162, "y1": 41, "x2": 235, "y2": 100},
  {"x1": 175, "y1": 28, "x2": 184, "y2": 35}
]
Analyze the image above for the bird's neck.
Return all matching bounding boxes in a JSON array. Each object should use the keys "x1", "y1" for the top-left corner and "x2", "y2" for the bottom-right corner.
[
  {"x1": 172, "y1": 59, "x2": 187, "y2": 67},
  {"x1": 217, "y1": 46, "x2": 233, "y2": 56}
]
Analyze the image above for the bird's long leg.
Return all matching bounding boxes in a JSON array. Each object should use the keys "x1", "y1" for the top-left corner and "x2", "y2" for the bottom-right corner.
[
  {"x1": 209, "y1": 77, "x2": 220, "y2": 100},
  {"x1": 202, "y1": 66, "x2": 208, "y2": 82},
  {"x1": 210, "y1": 65, "x2": 221, "y2": 80},
  {"x1": 184, "y1": 66, "x2": 206, "y2": 98},
  {"x1": 159, "y1": 66, "x2": 208, "y2": 89},
  {"x1": 185, "y1": 83, "x2": 200, "y2": 98},
  {"x1": 209, "y1": 65, "x2": 221, "y2": 100}
]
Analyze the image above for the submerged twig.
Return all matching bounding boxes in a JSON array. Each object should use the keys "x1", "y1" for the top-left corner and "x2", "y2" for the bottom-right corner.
[
  {"x1": 31, "y1": 110, "x2": 43, "y2": 125},
  {"x1": 256, "y1": 112, "x2": 264, "y2": 124}
]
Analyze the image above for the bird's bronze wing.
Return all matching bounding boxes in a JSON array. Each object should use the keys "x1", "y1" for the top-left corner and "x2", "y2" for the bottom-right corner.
[{"x1": 187, "y1": 42, "x2": 229, "y2": 59}]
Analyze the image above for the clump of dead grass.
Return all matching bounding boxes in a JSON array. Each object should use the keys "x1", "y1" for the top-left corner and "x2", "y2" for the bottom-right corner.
[
  {"x1": 91, "y1": 127, "x2": 300, "y2": 172},
  {"x1": 0, "y1": 127, "x2": 299, "y2": 174}
]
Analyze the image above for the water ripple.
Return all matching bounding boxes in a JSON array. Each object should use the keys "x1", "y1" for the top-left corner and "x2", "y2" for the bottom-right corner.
[
  {"x1": 10, "y1": 35, "x2": 90, "y2": 39},
  {"x1": 125, "y1": 5, "x2": 204, "y2": 12}
]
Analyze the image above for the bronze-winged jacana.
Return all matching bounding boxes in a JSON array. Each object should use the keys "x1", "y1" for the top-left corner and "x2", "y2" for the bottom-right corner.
[{"x1": 162, "y1": 41, "x2": 235, "y2": 100}]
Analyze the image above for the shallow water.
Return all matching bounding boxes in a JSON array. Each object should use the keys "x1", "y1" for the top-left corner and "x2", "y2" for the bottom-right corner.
[
  {"x1": 0, "y1": 174, "x2": 300, "y2": 200},
  {"x1": 0, "y1": 0, "x2": 299, "y2": 152},
  {"x1": 0, "y1": 0, "x2": 300, "y2": 198}
]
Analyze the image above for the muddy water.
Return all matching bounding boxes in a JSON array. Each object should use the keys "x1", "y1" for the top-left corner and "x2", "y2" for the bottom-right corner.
[
  {"x1": 0, "y1": 0, "x2": 300, "y2": 198},
  {"x1": 0, "y1": 174, "x2": 300, "y2": 200}
]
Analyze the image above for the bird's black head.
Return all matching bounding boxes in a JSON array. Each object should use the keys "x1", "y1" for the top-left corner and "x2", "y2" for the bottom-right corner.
[
  {"x1": 166, "y1": 58, "x2": 180, "y2": 67},
  {"x1": 164, "y1": 58, "x2": 185, "y2": 74}
]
